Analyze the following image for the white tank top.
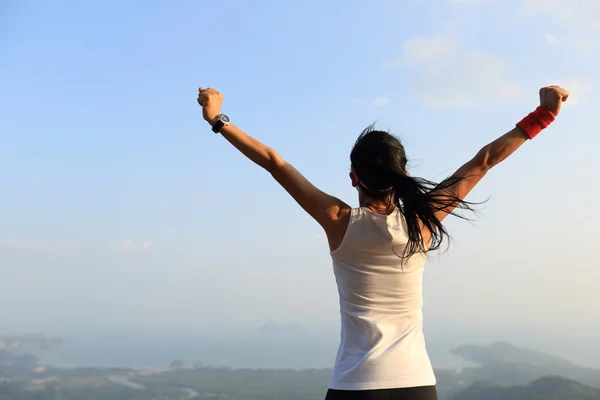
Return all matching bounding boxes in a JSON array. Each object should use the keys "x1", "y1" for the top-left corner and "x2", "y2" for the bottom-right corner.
[{"x1": 329, "y1": 207, "x2": 436, "y2": 390}]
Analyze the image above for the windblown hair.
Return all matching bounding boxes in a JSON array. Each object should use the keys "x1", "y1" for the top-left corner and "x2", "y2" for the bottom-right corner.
[{"x1": 350, "y1": 124, "x2": 478, "y2": 258}]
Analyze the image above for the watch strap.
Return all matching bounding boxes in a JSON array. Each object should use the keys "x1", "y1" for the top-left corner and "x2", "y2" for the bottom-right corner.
[{"x1": 212, "y1": 118, "x2": 225, "y2": 133}]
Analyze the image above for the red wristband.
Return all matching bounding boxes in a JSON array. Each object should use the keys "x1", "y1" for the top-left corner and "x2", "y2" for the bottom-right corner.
[{"x1": 516, "y1": 106, "x2": 556, "y2": 140}]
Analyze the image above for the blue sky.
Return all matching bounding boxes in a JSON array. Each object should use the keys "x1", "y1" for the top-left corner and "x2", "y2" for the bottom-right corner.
[{"x1": 1, "y1": 0, "x2": 599, "y2": 349}]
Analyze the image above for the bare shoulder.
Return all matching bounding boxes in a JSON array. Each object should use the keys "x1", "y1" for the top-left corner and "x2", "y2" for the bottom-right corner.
[{"x1": 325, "y1": 203, "x2": 352, "y2": 252}]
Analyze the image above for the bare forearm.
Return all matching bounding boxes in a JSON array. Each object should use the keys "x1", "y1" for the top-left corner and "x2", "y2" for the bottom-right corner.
[
  {"x1": 474, "y1": 127, "x2": 529, "y2": 169},
  {"x1": 219, "y1": 123, "x2": 280, "y2": 172},
  {"x1": 429, "y1": 85, "x2": 569, "y2": 223},
  {"x1": 432, "y1": 127, "x2": 530, "y2": 222}
]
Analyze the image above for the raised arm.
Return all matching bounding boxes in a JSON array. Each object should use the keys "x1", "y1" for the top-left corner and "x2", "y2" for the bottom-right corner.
[
  {"x1": 431, "y1": 85, "x2": 570, "y2": 224},
  {"x1": 197, "y1": 87, "x2": 350, "y2": 243}
]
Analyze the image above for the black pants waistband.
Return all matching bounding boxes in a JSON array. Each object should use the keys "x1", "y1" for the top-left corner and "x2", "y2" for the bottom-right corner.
[{"x1": 325, "y1": 385, "x2": 438, "y2": 400}]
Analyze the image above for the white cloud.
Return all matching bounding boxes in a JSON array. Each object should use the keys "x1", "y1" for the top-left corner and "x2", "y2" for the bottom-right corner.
[
  {"x1": 522, "y1": 0, "x2": 600, "y2": 50},
  {"x1": 521, "y1": 0, "x2": 579, "y2": 22},
  {"x1": 544, "y1": 33, "x2": 560, "y2": 45},
  {"x1": 353, "y1": 96, "x2": 390, "y2": 108},
  {"x1": 414, "y1": 52, "x2": 522, "y2": 109},
  {"x1": 387, "y1": 35, "x2": 457, "y2": 67},
  {"x1": 370, "y1": 97, "x2": 390, "y2": 107},
  {"x1": 389, "y1": 35, "x2": 522, "y2": 109},
  {"x1": 115, "y1": 240, "x2": 154, "y2": 251},
  {"x1": 121, "y1": 240, "x2": 134, "y2": 249},
  {"x1": 550, "y1": 78, "x2": 593, "y2": 107}
]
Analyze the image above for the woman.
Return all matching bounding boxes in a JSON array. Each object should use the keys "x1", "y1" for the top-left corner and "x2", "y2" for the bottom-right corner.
[{"x1": 197, "y1": 85, "x2": 569, "y2": 400}]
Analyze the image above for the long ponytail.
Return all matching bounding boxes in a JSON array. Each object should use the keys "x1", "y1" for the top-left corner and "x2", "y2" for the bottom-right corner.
[
  {"x1": 391, "y1": 172, "x2": 475, "y2": 258},
  {"x1": 349, "y1": 125, "x2": 478, "y2": 259}
]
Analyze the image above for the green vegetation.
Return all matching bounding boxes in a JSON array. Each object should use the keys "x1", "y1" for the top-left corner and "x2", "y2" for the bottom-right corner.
[
  {"x1": 2, "y1": 341, "x2": 600, "y2": 399},
  {"x1": 451, "y1": 376, "x2": 600, "y2": 400},
  {"x1": 449, "y1": 342, "x2": 600, "y2": 388},
  {"x1": 136, "y1": 367, "x2": 330, "y2": 400},
  {"x1": 3, "y1": 369, "x2": 600, "y2": 400}
]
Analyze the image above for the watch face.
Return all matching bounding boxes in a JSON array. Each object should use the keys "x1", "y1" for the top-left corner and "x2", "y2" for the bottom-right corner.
[{"x1": 220, "y1": 114, "x2": 230, "y2": 124}]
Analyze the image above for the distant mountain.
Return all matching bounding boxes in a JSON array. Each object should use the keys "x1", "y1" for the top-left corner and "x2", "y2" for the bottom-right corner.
[
  {"x1": 449, "y1": 342, "x2": 600, "y2": 388},
  {"x1": 0, "y1": 334, "x2": 62, "y2": 352},
  {"x1": 452, "y1": 376, "x2": 600, "y2": 400},
  {"x1": 451, "y1": 341, "x2": 573, "y2": 368},
  {"x1": 0, "y1": 349, "x2": 38, "y2": 366}
]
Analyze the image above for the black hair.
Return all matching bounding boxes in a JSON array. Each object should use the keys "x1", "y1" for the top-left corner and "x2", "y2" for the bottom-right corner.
[{"x1": 350, "y1": 124, "x2": 477, "y2": 258}]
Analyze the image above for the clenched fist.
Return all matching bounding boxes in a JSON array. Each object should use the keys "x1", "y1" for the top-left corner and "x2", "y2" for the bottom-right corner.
[
  {"x1": 197, "y1": 87, "x2": 223, "y2": 124},
  {"x1": 540, "y1": 85, "x2": 569, "y2": 116}
]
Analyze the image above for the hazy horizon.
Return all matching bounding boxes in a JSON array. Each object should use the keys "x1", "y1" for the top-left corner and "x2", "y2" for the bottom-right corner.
[{"x1": 3, "y1": 321, "x2": 600, "y2": 372}]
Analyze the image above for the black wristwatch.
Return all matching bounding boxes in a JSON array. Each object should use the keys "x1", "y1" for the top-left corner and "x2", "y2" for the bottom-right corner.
[{"x1": 211, "y1": 114, "x2": 231, "y2": 133}]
